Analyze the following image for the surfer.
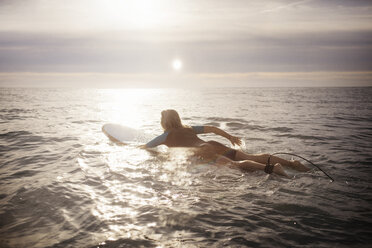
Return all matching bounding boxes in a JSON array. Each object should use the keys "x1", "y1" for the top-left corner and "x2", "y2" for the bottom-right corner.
[{"x1": 141, "y1": 109, "x2": 309, "y2": 177}]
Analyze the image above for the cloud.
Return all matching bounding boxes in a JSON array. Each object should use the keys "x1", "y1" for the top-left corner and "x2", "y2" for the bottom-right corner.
[
  {"x1": 0, "y1": 0, "x2": 371, "y2": 86},
  {"x1": 1, "y1": 71, "x2": 371, "y2": 88},
  {"x1": 0, "y1": 30, "x2": 371, "y2": 74},
  {"x1": 1, "y1": 0, "x2": 371, "y2": 34},
  {"x1": 261, "y1": 0, "x2": 311, "y2": 13}
]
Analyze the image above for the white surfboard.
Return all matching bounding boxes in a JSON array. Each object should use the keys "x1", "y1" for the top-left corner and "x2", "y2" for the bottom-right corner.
[{"x1": 102, "y1": 123, "x2": 150, "y2": 145}]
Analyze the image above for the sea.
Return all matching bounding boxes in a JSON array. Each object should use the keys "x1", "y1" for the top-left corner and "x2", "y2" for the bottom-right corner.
[{"x1": 0, "y1": 87, "x2": 371, "y2": 248}]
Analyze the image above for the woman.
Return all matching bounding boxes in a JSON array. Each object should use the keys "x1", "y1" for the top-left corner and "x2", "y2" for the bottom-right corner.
[{"x1": 142, "y1": 109, "x2": 309, "y2": 177}]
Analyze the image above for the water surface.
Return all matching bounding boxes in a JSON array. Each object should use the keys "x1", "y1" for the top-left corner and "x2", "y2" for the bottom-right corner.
[{"x1": 0, "y1": 87, "x2": 371, "y2": 247}]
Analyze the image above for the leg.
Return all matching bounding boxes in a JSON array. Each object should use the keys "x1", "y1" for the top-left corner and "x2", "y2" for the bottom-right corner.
[
  {"x1": 235, "y1": 151, "x2": 310, "y2": 172},
  {"x1": 216, "y1": 156, "x2": 289, "y2": 177}
]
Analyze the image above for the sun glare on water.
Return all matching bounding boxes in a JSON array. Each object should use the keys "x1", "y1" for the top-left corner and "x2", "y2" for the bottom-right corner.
[{"x1": 99, "y1": 89, "x2": 161, "y2": 129}]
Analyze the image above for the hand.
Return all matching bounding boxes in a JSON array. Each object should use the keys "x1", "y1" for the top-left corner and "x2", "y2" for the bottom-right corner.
[{"x1": 229, "y1": 135, "x2": 242, "y2": 146}]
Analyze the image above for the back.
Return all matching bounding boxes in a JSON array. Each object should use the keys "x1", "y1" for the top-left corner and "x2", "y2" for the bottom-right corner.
[{"x1": 164, "y1": 127, "x2": 204, "y2": 147}]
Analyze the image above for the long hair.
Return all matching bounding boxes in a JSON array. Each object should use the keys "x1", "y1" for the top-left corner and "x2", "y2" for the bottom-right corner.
[{"x1": 161, "y1": 109, "x2": 185, "y2": 131}]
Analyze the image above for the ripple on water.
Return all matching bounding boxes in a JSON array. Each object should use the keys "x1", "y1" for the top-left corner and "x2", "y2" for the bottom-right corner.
[{"x1": 1, "y1": 87, "x2": 372, "y2": 247}]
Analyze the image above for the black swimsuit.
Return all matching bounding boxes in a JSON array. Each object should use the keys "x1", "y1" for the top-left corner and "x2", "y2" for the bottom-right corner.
[{"x1": 205, "y1": 141, "x2": 237, "y2": 160}]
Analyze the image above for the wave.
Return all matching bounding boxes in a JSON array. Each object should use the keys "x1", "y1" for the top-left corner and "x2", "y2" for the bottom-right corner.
[{"x1": 1, "y1": 87, "x2": 372, "y2": 247}]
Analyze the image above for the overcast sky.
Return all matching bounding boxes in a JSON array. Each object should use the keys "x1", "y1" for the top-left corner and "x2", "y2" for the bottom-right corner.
[{"x1": 0, "y1": 0, "x2": 371, "y2": 87}]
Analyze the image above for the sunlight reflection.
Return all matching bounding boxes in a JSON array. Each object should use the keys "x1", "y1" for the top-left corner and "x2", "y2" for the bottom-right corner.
[
  {"x1": 105, "y1": 147, "x2": 151, "y2": 172},
  {"x1": 80, "y1": 109, "x2": 203, "y2": 244},
  {"x1": 96, "y1": 0, "x2": 174, "y2": 29},
  {"x1": 99, "y1": 88, "x2": 162, "y2": 129}
]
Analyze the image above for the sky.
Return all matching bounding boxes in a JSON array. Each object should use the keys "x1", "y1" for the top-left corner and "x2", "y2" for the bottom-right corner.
[{"x1": 0, "y1": 0, "x2": 371, "y2": 87}]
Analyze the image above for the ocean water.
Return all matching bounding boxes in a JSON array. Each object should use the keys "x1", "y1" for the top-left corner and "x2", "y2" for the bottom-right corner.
[{"x1": 0, "y1": 87, "x2": 371, "y2": 248}]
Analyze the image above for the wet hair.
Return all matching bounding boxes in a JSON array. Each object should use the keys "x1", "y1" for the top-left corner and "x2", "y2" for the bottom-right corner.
[{"x1": 161, "y1": 109, "x2": 185, "y2": 130}]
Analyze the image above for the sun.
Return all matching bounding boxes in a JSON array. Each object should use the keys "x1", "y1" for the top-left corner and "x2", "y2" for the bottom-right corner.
[{"x1": 172, "y1": 59, "x2": 182, "y2": 71}]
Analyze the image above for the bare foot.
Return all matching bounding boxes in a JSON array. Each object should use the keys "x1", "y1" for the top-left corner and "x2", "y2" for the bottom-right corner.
[
  {"x1": 273, "y1": 163, "x2": 289, "y2": 178},
  {"x1": 291, "y1": 160, "x2": 310, "y2": 172}
]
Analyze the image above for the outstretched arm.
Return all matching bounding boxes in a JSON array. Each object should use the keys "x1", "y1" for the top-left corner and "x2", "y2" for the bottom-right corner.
[
  {"x1": 139, "y1": 132, "x2": 168, "y2": 149},
  {"x1": 203, "y1": 126, "x2": 242, "y2": 146}
]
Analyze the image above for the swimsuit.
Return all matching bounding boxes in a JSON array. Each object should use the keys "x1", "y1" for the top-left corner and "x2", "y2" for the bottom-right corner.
[
  {"x1": 146, "y1": 126, "x2": 237, "y2": 161},
  {"x1": 146, "y1": 126, "x2": 204, "y2": 148},
  {"x1": 205, "y1": 141, "x2": 237, "y2": 160}
]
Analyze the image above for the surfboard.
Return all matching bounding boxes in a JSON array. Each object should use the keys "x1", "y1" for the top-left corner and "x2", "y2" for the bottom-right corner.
[{"x1": 102, "y1": 123, "x2": 150, "y2": 145}]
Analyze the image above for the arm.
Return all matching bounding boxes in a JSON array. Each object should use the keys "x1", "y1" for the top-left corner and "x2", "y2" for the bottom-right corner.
[
  {"x1": 203, "y1": 125, "x2": 242, "y2": 146},
  {"x1": 140, "y1": 132, "x2": 168, "y2": 149}
]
